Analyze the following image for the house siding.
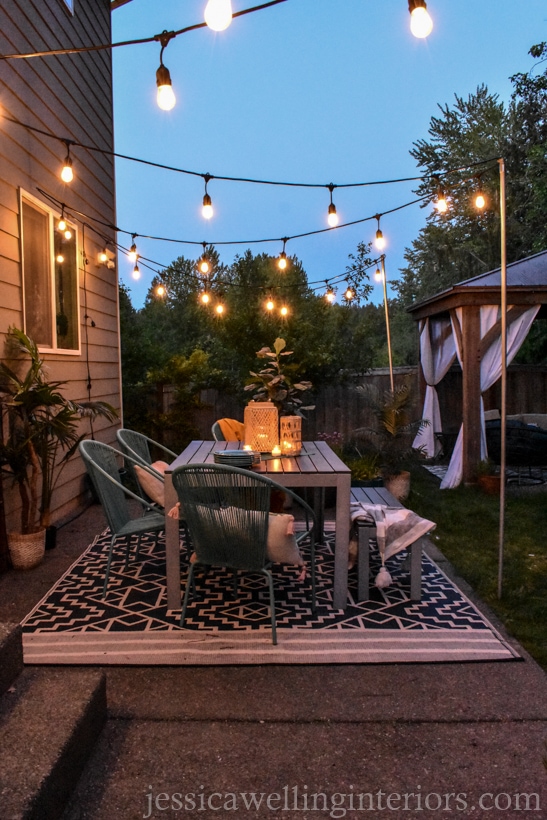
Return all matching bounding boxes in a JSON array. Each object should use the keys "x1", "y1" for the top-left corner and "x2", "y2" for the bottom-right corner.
[{"x1": 0, "y1": 0, "x2": 121, "y2": 530}]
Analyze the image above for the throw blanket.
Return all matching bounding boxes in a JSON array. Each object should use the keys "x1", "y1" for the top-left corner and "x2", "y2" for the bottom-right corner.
[
  {"x1": 218, "y1": 418, "x2": 245, "y2": 441},
  {"x1": 350, "y1": 503, "x2": 436, "y2": 589}
]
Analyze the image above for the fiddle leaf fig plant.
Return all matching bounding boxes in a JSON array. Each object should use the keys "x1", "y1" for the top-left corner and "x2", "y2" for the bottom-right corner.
[{"x1": 244, "y1": 337, "x2": 315, "y2": 417}]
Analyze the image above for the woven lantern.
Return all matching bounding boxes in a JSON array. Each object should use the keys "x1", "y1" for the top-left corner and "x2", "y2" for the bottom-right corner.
[
  {"x1": 244, "y1": 401, "x2": 279, "y2": 452},
  {"x1": 280, "y1": 415, "x2": 302, "y2": 455}
]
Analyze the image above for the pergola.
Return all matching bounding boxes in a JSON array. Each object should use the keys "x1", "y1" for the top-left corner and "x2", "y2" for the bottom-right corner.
[{"x1": 408, "y1": 249, "x2": 547, "y2": 487}]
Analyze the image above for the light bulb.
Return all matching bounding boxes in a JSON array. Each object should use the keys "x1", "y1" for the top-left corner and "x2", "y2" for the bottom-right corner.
[
  {"x1": 156, "y1": 285, "x2": 166, "y2": 297},
  {"x1": 128, "y1": 244, "x2": 138, "y2": 263},
  {"x1": 61, "y1": 157, "x2": 73, "y2": 183},
  {"x1": 132, "y1": 263, "x2": 141, "y2": 280},
  {"x1": 436, "y1": 196, "x2": 448, "y2": 213},
  {"x1": 202, "y1": 193, "x2": 214, "y2": 219},
  {"x1": 410, "y1": 4, "x2": 433, "y2": 38},
  {"x1": 99, "y1": 250, "x2": 108, "y2": 264},
  {"x1": 215, "y1": 303, "x2": 225, "y2": 315},
  {"x1": 374, "y1": 267, "x2": 383, "y2": 283},
  {"x1": 156, "y1": 64, "x2": 176, "y2": 111},
  {"x1": 199, "y1": 259, "x2": 210, "y2": 274},
  {"x1": 200, "y1": 292, "x2": 210, "y2": 304},
  {"x1": 375, "y1": 229, "x2": 386, "y2": 250},
  {"x1": 58, "y1": 217, "x2": 67, "y2": 232},
  {"x1": 345, "y1": 288, "x2": 354, "y2": 301},
  {"x1": 475, "y1": 193, "x2": 486, "y2": 210},
  {"x1": 278, "y1": 252, "x2": 287, "y2": 270},
  {"x1": 56, "y1": 254, "x2": 64, "y2": 264},
  {"x1": 326, "y1": 290, "x2": 335, "y2": 303},
  {"x1": 327, "y1": 202, "x2": 339, "y2": 227},
  {"x1": 266, "y1": 299, "x2": 275, "y2": 311},
  {"x1": 204, "y1": 0, "x2": 232, "y2": 31},
  {"x1": 280, "y1": 306, "x2": 288, "y2": 317},
  {"x1": 64, "y1": 229, "x2": 72, "y2": 240}
]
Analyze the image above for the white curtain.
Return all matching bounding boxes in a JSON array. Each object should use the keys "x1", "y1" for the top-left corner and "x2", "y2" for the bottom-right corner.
[
  {"x1": 441, "y1": 304, "x2": 540, "y2": 489},
  {"x1": 413, "y1": 317, "x2": 456, "y2": 457}
]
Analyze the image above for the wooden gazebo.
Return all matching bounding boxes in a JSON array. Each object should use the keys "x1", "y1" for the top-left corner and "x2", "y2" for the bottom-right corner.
[{"x1": 408, "y1": 249, "x2": 547, "y2": 485}]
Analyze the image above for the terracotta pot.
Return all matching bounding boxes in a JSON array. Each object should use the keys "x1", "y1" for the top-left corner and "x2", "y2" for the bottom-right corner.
[
  {"x1": 477, "y1": 474, "x2": 501, "y2": 495},
  {"x1": 7, "y1": 530, "x2": 46, "y2": 570},
  {"x1": 384, "y1": 470, "x2": 411, "y2": 502}
]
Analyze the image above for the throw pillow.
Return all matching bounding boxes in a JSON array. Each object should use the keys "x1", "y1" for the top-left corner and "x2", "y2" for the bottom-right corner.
[
  {"x1": 134, "y1": 460, "x2": 169, "y2": 507},
  {"x1": 266, "y1": 512, "x2": 303, "y2": 566}
]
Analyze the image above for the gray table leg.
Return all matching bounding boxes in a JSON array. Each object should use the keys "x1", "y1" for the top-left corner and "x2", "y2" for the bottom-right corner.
[
  {"x1": 333, "y1": 476, "x2": 351, "y2": 610},
  {"x1": 410, "y1": 538, "x2": 423, "y2": 600},
  {"x1": 164, "y1": 472, "x2": 181, "y2": 611}
]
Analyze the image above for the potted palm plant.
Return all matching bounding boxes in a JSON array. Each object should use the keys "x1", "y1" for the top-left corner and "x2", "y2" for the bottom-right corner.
[
  {"x1": 353, "y1": 380, "x2": 428, "y2": 501},
  {"x1": 0, "y1": 328, "x2": 117, "y2": 567}
]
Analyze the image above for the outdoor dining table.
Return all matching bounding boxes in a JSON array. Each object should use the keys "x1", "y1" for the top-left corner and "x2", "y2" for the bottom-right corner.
[{"x1": 164, "y1": 440, "x2": 352, "y2": 610}]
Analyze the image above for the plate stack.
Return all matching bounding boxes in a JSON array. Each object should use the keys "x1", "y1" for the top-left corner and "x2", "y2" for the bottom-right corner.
[{"x1": 213, "y1": 450, "x2": 260, "y2": 467}]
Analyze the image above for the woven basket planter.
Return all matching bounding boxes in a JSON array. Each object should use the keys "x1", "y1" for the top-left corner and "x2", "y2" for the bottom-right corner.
[{"x1": 8, "y1": 530, "x2": 46, "y2": 570}]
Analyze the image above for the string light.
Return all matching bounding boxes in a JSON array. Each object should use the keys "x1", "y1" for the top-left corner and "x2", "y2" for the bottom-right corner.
[
  {"x1": 474, "y1": 177, "x2": 486, "y2": 210},
  {"x1": 374, "y1": 265, "x2": 383, "y2": 283},
  {"x1": 280, "y1": 305, "x2": 289, "y2": 317},
  {"x1": 277, "y1": 238, "x2": 289, "y2": 270},
  {"x1": 215, "y1": 302, "x2": 225, "y2": 315},
  {"x1": 60, "y1": 142, "x2": 74, "y2": 183},
  {"x1": 57, "y1": 209, "x2": 67, "y2": 232},
  {"x1": 324, "y1": 282, "x2": 336, "y2": 303},
  {"x1": 435, "y1": 182, "x2": 448, "y2": 213},
  {"x1": 200, "y1": 290, "x2": 211, "y2": 304},
  {"x1": 344, "y1": 285, "x2": 355, "y2": 302},
  {"x1": 128, "y1": 235, "x2": 138, "y2": 263},
  {"x1": 132, "y1": 262, "x2": 141, "y2": 280},
  {"x1": 64, "y1": 227, "x2": 72, "y2": 240},
  {"x1": 198, "y1": 242, "x2": 211, "y2": 274},
  {"x1": 409, "y1": 0, "x2": 433, "y2": 38},
  {"x1": 156, "y1": 32, "x2": 176, "y2": 111},
  {"x1": 327, "y1": 183, "x2": 339, "y2": 227},
  {"x1": 98, "y1": 248, "x2": 108, "y2": 263},
  {"x1": 374, "y1": 214, "x2": 386, "y2": 250},
  {"x1": 56, "y1": 253, "x2": 64, "y2": 264},
  {"x1": 204, "y1": 0, "x2": 233, "y2": 31},
  {"x1": 156, "y1": 284, "x2": 166, "y2": 297},
  {"x1": 202, "y1": 175, "x2": 214, "y2": 219},
  {"x1": 265, "y1": 297, "x2": 275, "y2": 311}
]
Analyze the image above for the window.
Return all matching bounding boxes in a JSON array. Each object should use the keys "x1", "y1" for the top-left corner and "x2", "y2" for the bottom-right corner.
[{"x1": 20, "y1": 192, "x2": 80, "y2": 353}]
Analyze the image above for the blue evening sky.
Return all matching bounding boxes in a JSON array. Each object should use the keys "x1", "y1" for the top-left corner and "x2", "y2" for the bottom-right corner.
[{"x1": 111, "y1": 0, "x2": 547, "y2": 308}]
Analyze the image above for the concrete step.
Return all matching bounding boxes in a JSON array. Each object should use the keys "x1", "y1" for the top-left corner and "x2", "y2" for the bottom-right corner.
[
  {"x1": 0, "y1": 623, "x2": 23, "y2": 696},
  {"x1": 0, "y1": 667, "x2": 106, "y2": 820}
]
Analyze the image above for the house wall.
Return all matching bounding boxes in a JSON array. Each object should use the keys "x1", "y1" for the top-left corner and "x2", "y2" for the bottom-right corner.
[{"x1": 0, "y1": 0, "x2": 121, "y2": 530}]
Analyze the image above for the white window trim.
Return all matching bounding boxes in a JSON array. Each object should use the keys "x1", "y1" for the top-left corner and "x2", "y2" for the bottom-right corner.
[{"x1": 19, "y1": 189, "x2": 82, "y2": 356}]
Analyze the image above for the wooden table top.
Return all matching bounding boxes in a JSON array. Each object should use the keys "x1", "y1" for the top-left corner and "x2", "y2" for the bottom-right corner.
[{"x1": 169, "y1": 440, "x2": 351, "y2": 480}]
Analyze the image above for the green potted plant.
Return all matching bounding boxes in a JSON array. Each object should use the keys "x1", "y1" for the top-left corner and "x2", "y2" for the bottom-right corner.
[
  {"x1": 244, "y1": 337, "x2": 314, "y2": 418},
  {"x1": 0, "y1": 328, "x2": 117, "y2": 566},
  {"x1": 475, "y1": 458, "x2": 501, "y2": 494},
  {"x1": 353, "y1": 380, "x2": 428, "y2": 501}
]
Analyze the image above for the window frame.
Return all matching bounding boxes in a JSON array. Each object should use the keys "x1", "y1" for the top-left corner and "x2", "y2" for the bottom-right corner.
[{"x1": 19, "y1": 189, "x2": 81, "y2": 356}]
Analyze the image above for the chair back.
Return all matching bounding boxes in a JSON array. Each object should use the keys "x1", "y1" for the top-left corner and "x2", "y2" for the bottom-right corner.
[
  {"x1": 172, "y1": 464, "x2": 272, "y2": 571},
  {"x1": 211, "y1": 421, "x2": 224, "y2": 441},
  {"x1": 117, "y1": 428, "x2": 153, "y2": 466},
  {"x1": 80, "y1": 440, "x2": 133, "y2": 534}
]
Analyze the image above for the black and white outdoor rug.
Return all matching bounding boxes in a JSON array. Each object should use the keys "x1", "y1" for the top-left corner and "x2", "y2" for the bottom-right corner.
[{"x1": 21, "y1": 527, "x2": 519, "y2": 665}]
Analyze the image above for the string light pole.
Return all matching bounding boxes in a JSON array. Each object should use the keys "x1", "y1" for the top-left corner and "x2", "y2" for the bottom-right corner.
[
  {"x1": 498, "y1": 157, "x2": 507, "y2": 599},
  {"x1": 375, "y1": 255, "x2": 394, "y2": 393}
]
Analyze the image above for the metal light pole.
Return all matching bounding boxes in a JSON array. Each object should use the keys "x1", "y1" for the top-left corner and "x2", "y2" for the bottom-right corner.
[
  {"x1": 498, "y1": 158, "x2": 507, "y2": 598},
  {"x1": 380, "y1": 255, "x2": 395, "y2": 393}
]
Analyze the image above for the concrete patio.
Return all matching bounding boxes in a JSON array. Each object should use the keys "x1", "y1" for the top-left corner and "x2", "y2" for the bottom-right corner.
[{"x1": 1, "y1": 500, "x2": 547, "y2": 819}]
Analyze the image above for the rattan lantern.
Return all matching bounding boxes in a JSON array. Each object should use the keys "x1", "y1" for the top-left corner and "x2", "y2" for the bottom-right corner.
[
  {"x1": 244, "y1": 401, "x2": 279, "y2": 452},
  {"x1": 280, "y1": 415, "x2": 302, "y2": 455}
]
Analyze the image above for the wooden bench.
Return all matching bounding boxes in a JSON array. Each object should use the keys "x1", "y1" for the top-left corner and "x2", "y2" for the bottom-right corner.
[{"x1": 350, "y1": 485, "x2": 423, "y2": 601}]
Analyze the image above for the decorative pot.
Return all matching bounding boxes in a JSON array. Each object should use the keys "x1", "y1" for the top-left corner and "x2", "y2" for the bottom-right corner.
[
  {"x1": 384, "y1": 470, "x2": 411, "y2": 502},
  {"x1": 7, "y1": 530, "x2": 46, "y2": 570},
  {"x1": 477, "y1": 474, "x2": 501, "y2": 495}
]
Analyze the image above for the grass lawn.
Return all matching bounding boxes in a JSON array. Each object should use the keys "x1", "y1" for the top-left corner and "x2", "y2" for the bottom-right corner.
[{"x1": 407, "y1": 466, "x2": 547, "y2": 671}]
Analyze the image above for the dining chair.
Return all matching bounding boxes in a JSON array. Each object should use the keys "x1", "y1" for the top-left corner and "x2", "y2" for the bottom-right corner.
[
  {"x1": 116, "y1": 428, "x2": 177, "y2": 506},
  {"x1": 211, "y1": 418, "x2": 245, "y2": 441},
  {"x1": 79, "y1": 440, "x2": 166, "y2": 598},
  {"x1": 171, "y1": 463, "x2": 317, "y2": 644}
]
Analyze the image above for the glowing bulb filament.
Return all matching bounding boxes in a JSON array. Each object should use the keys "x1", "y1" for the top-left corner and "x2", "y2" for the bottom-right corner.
[
  {"x1": 436, "y1": 196, "x2": 448, "y2": 214},
  {"x1": 64, "y1": 229, "x2": 72, "y2": 241},
  {"x1": 202, "y1": 193, "x2": 214, "y2": 220},
  {"x1": 61, "y1": 157, "x2": 73, "y2": 183},
  {"x1": 278, "y1": 252, "x2": 287, "y2": 270},
  {"x1": 128, "y1": 244, "x2": 138, "y2": 263},
  {"x1": 56, "y1": 254, "x2": 64, "y2": 264},
  {"x1": 374, "y1": 267, "x2": 383, "y2": 283},
  {"x1": 156, "y1": 64, "x2": 176, "y2": 111},
  {"x1": 58, "y1": 218, "x2": 67, "y2": 232},
  {"x1": 266, "y1": 299, "x2": 275, "y2": 311},
  {"x1": 475, "y1": 193, "x2": 486, "y2": 210},
  {"x1": 200, "y1": 292, "x2": 210, "y2": 304},
  {"x1": 132, "y1": 263, "x2": 141, "y2": 280},
  {"x1": 328, "y1": 202, "x2": 339, "y2": 228},
  {"x1": 409, "y1": 1, "x2": 433, "y2": 38},
  {"x1": 280, "y1": 306, "x2": 288, "y2": 317},
  {"x1": 375, "y1": 229, "x2": 386, "y2": 250},
  {"x1": 215, "y1": 303, "x2": 225, "y2": 315}
]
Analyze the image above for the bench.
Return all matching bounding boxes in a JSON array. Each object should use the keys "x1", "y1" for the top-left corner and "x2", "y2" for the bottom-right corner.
[{"x1": 350, "y1": 485, "x2": 423, "y2": 601}]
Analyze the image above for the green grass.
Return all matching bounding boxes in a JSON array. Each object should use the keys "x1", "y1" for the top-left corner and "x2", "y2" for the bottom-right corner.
[{"x1": 407, "y1": 466, "x2": 547, "y2": 670}]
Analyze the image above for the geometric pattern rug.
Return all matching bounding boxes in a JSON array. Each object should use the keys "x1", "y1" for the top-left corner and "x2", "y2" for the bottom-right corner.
[{"x1": 21, "y1": 527, "x2": 519, "y2": 665}]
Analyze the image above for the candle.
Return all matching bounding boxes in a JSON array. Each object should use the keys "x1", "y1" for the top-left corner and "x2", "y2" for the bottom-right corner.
[{"x1": 271, "y1": 445, "x2": 281, "y2": 456}]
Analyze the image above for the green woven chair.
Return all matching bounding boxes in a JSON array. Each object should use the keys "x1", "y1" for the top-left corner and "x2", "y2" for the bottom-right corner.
[
  {"x1": 116, "y1": 428, "x2": 177, "y2": 504},
  {"x1": 79, "y1": 440, "x2": 166, "y2": 598},
  {"x1": 172, "y1": 463, "x2": 317, "y2": 645}
]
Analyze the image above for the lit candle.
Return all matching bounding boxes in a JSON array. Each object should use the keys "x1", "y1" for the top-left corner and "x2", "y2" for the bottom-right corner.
[
  {"x1": 271, "y1": 445, "x2": 281, "y2": 456},
  {"x1": 243, "y1": 444, "x2": 252, "y2": 451}
]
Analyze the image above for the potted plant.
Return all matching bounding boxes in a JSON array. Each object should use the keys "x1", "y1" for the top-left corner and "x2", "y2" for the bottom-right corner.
[
  {"x1": 0, "y1": 328, "x2": 117, "y2": 566},
  {"x1": 353, "y1": 380, "x2": 428, "y2": 501},
  {"x1": 244, "y1": 337, "x2": 315, "y2": 418},
  {"x1": 475, "y1": 458, "x2": 501, "y2": 495}
]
